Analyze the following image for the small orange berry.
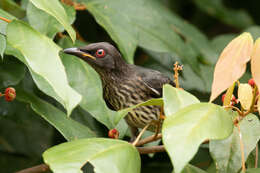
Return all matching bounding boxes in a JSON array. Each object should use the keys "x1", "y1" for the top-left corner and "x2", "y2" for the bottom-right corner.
[
  {"x1": 248, "y1": 78, "x2": 255, "y2": 87},
  {"x1": 108, "y1": 128, "x2": 119, "y2": 139},
  {"x1": 4, "y1": 87, "x2": 16, "y2": 102}
]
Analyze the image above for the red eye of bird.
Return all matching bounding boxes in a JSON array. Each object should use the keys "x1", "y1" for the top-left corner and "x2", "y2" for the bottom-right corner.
[{"x1": 95, "y1": 49, "x2": 105, "y2": 58}]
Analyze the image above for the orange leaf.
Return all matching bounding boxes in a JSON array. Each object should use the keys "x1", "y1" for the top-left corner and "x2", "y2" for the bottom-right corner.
[
  {"x1": 251, "y1": 38, "x2": 260, "y2": 90},
  {"x1": 210, "y1": 32, "x2": 253, "y2": 102}
]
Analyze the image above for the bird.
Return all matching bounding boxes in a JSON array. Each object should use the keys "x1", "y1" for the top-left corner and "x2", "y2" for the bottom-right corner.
[{"x1": 63, "y1": 42, "x2": 175, "y2": 138}]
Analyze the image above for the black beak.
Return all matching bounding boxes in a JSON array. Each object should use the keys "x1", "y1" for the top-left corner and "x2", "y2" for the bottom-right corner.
[{"x1": 63, "y1": 48, "x2": 96, "y2": 60}]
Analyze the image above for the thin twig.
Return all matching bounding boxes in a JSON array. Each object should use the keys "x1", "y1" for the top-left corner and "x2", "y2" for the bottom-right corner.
[
  {"x1": 236, "y1": 124, "x2": 246, "y2": 172},
  {"x1": 137, "y1": 145, "x2": 165, "y2": 154},
  {"x1": 135, "y1": 133, "x2": 162, "y2": 147},
  {"x1": 255, "y1": 144, "x2": 258, "y2": 168},
  {"x1": 132, "y1": 124, "x2": 150, "y2": 146},
  {"x1": 16, "y1": 164, "x2": 49, "y2": 173},
  {"x1": 0, "y1": 16, "x2": 11, "y2": 23}
]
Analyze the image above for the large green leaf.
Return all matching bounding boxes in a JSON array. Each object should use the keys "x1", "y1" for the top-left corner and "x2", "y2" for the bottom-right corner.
[
  {"x1": 43, "y1": 138, "x2": 141, "y2": 173},
  {"x1": 0, "y1": 8, "x2": 16, "y2": 35},
  {"x1": 163, "y1": 84, "x2": 200, "y2": 116},
  {"x1": 162, "y1": 103, "x2": 233, "y2": 173},
  {"x1": 244, "y1": 26, "x2": 260, "y2": 40},
  {"x1": 0, "y1": 34, "x2": 5, "y2": 58},
  {"x1": 209, "y1": 114, "x2": 260, "y2": 173},
  {"x1": 6, "y1": 20, "x2": 81, "y2": 115},
  {"x1": 210, "y1": 34, "x2": 236, "y2": 54},
  {"x1": 173, "y1": 164, "x2": 207, "y2": 173},
  {"x1": 143, "y1": 50, "x2": 213, "y2": 93},
  {"x1": 0, "y1": 98, "x2": 53, "y2": 157},
  {"x1": 27, "y1": 2, "x2": 76, "y2": 39},
  {"x1": 81, "y1": 0, "x2": 199, "y2": 71},
  {"x1": 0, "y1": 56, "x2": 25, "y2": 88},
  {"x1": 192, "y1": 0, "x2": 253, "y2": 29},
  {"x1": 246, "y1": 168, "x2": 260, "y2": 173},
  {"x1": 29, "y1": 0, "x2": 76, "y2": 42},
  {"x1": 16, "y1": 89, "x2": 96, "y2": 141},
  {"x1": 0, "y1": 0, "x2": 25, "y2": 18}
]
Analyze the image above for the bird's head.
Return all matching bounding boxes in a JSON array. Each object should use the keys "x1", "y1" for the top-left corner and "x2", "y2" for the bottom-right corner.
[{"x1": 63, "y1": 42, "x2": 126, "y2": 73}]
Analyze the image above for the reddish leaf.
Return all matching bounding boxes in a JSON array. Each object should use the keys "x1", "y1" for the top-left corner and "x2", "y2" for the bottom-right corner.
[{"x1": 210, "y1": 32, "x2": 253, "y2": 102}]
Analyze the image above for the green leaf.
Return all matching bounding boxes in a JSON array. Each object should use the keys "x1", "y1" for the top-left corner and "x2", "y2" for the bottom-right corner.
[
  {"x1": 211, "y1": 34, "x2": 236, "y2": 54},
  {"x1": 162, "y1": 103, "x2": 233, "y2": 173},
  {"x1": 246, "y1": 168, "x2": 260, "y2": 173},
  {"x1": 244, "y1": 25, "x2": 260, "y2": 40},
  {"x1": 43, "y1": 138, "x2": 141, "y2": 173},
  {"x1": 0, "y1": 8, "x2": 16, "y2": 35},
  {"x1": 0, "y1": 34, "x2": 6, "y2": 58},
  {"x1": 163, "y1": 84, "x2": 200, "y2": 116},
  {"x1": 173, "y1": 164, "x2": 207, "y2": 173},
  {"x1": 16, "y1": 89, "x2": 96, "y2": 141},
  {"x1": 81, "y1": 0, "x2": 199, "y2": 72},
  {"x1": 157, "y1": 6, "x2": 218, "y2": 65},
  {"x1": 192, "y1": 0, "x2": 253, "y2": 29},
  {"x1": 0, "y1": 56, "x2": 25, "y2": 88},
  {"x1": 144, "y1": 50, "x2": 213, "y2": 93},
  {"x1": 0, "y1": 98, "x2": 54, "y2": 156},
  {"x1": 27, "y1": 2, "x2": 76, "y2": 39},
  {"x1": 0, "y1": 0, "x2": 26, "y2": 18},
  {"x1": 6, "y1": 20, "x2": 81, "y2": 115},
  {"x1": 29, "y1": 0, "x2": 76, "y2": 42},
  {"x1": 209, "y1": 114, "x2": 260, "y2": 173}
]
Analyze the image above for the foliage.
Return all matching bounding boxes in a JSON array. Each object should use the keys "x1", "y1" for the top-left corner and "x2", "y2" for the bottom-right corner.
[{"x1": 1, "y1": 0, "x2": 260, "y2": 173}]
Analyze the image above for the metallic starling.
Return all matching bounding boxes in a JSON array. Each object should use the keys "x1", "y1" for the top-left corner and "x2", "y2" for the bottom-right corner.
[{"x1": 63, "y1": 42, "x2": 175, "y2": 137}]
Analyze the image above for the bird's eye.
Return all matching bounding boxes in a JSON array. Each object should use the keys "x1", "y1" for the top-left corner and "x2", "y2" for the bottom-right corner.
[{"x1": 95, "y1": 49, "x2": 106, "y2": 58}]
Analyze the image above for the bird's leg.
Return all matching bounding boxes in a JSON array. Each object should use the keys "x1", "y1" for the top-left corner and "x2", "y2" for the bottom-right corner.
[{"x1": 130, "y1": 126, "x2": 139, "y2": 142}]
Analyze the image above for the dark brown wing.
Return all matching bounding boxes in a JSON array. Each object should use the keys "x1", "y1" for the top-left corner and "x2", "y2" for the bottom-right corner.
[{"x1": 132, "y1": 65, "x2": 175, "y2": 97}]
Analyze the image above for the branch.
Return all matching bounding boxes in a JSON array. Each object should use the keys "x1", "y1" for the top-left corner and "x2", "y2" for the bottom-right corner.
[
  {"x1": 135, "y1": 133, "x2": 162, "y2": 147},
  {"x1": 137, "y1": 145, "x2": 165, "y2": 154},
  {"x1": 16, "y1": 164, "x2": 49, "y2": 173}
]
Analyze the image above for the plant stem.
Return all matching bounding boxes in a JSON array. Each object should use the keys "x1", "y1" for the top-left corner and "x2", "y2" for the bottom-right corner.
[
  {"x1": 137, "y1": 145, "x2": 165, "y2": 154},
  {"x1": 135, "y1": 133, "x2": 162, "y2": 147},
  {"x1": 15, "y1": 164, "x2": 49, "y2": 173},
  {"x1": 255, "y1": 144, "x2": 258, "y2": 168},
  {"x1": 236, "y1": 124, "x2": 246, "y2": 172}
]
